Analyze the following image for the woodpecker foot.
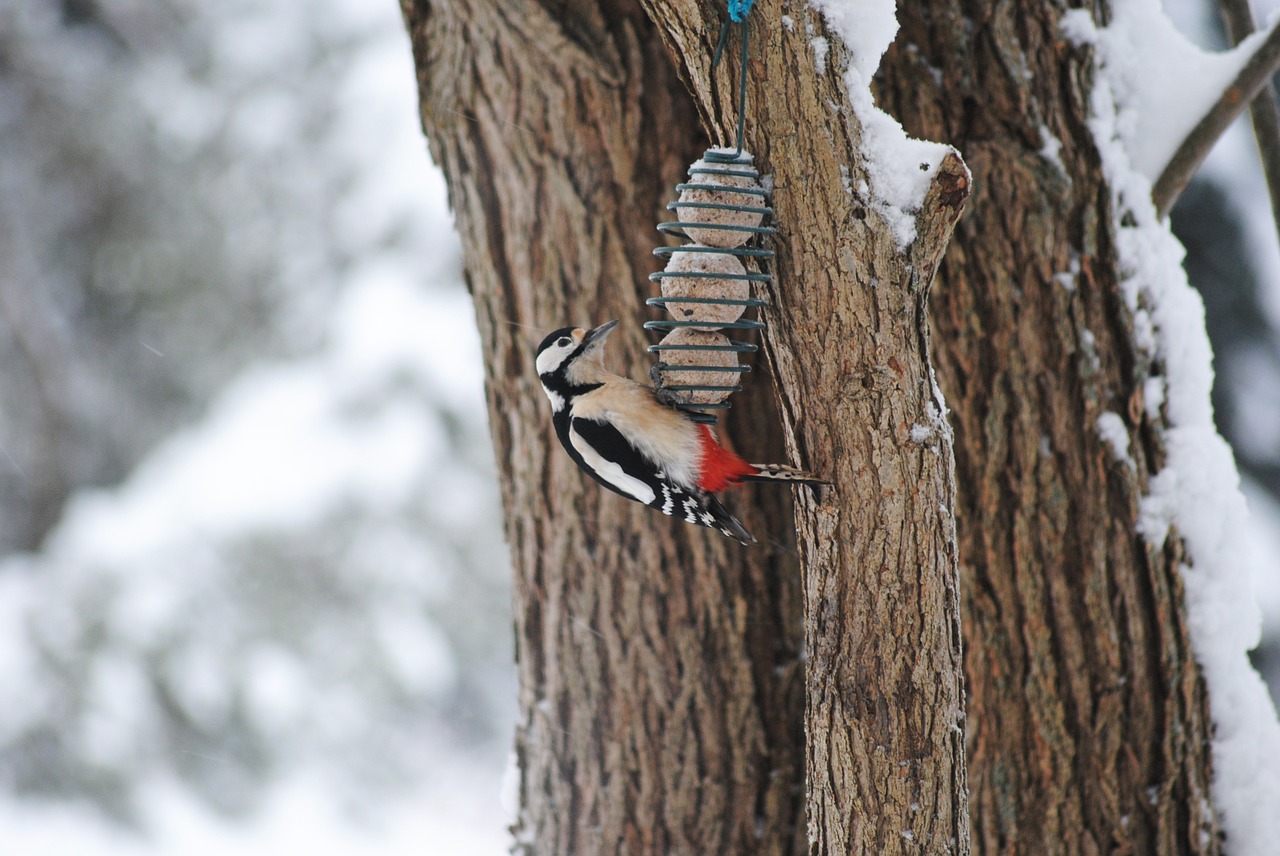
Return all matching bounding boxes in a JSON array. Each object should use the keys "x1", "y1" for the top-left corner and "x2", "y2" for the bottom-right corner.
[{"x1": 650, "y1": 363, "x2": 687, "y2": 408}]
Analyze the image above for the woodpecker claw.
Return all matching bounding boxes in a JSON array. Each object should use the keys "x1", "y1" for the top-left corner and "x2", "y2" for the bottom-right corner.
[{"x1": 650, "y1": 363, "x2": 686, "y2": 408}]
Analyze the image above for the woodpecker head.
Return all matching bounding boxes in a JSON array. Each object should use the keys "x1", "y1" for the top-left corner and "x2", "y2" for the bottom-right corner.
[{"x1": 535, "y1": 321, "x2": 617, "y2": 411}]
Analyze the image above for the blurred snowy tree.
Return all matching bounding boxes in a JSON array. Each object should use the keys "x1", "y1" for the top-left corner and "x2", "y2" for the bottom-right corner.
[
  {"x1": 1175, "y1": 181, "x2": 1280, "y2": 504},
  {"x1": 1165, "y1": 0, "x2": 1280, "y2": 704},
  {"x1": 0, "y1": 0, "x2": 382, "y2": 551},
  {"x1": 0, "y1": 0, "x2": 511, "y2": 842}
]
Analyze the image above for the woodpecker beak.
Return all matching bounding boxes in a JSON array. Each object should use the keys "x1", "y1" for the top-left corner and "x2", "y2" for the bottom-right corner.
[{"x1": 582, "y1": 320, "x2": 618, "y2": 347}]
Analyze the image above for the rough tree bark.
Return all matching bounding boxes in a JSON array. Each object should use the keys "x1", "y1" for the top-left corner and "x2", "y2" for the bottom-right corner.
[
  {"x1": 633, "y1": 4, "x2": 971, "y2": 854},
  {"x1": 402, "y1": 1, "x2": 1220, "y2": 855},
  {"x1": 881, "y1": 3, "x2": 1219, "y2": 855},
  {"x1": 402, "y1": 2, "x2": 807, "y2": 853}
]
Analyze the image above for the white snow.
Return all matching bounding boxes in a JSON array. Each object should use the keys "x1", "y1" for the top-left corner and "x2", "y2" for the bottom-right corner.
[
  {"x1": 1144, "y1": 375, "x2": 1166, "y2": 420},
  {"x1": 806, "y1": 0, "x2": 898, "y2": 80},
  {"x1": 1078, "y1": 327, "x2": 1101, "y2": 373},
  {"x1": 499, "y1": 750, "x2": 522, "y2": 823},
  {"x1": 1038, "y1": 125, "x2": 1068, "y2": 179},
  {"x1": 910, "y1": 400, "x2": 948, "y2": 449},
  {"x1": 1054, "y1": 252, "x2": 1081, "y2": 291},
  {"x1": 1060, "y1": 2, "x2": 1272, "y2": 182},
  {"x1": 0, "y1": 771, "x2": 509, "y2": 856},
  {"x1": 0, "y1": 0, "x2": 513, "y2": 852},
  {"x1": 1096, "y1": 412, "x2": 1135, "y2": 469},
  {"x1": 808, "y1": 0, "x2": 954, "y2": 247},
  {"x1": 1067, "y1": 5, "x2": 1280, "y2": 852},
  {"x1": 45, "y1": 275, "x2": 474, "y2": 563},
  {"x1": 810, "y1": 36, "x2": 830, "y2": 75}
]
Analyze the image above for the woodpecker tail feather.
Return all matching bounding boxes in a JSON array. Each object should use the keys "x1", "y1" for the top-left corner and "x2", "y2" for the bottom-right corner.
[
  {"x1": 705, "y1": 495, "x2": 757, "y2": 545},
  {"x1": 650, "y1": 476, "x2": 757, "y2": 545},
  {"x1": 740, "y1": 463, "x2": 830, "y2": 486}
]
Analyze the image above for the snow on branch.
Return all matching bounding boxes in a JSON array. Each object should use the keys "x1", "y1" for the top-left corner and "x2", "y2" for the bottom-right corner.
[
  {"x1": 1062, "y1": 1, "x2": 1280, "y2": 217},
  {"x1": 1153, "y1": 15, "x2": 1280, "y2": 216},
  {"x1": 1219, "y1": 0, "x2": 1280, "y2": 243}
]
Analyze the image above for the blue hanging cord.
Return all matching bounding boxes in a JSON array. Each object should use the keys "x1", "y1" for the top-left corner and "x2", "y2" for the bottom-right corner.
[
  {"x1": 709, "y1": 1, "x2": 755, "y2": 163},
  {"x1": 712, "y1": 0, "x2": 754, "y2": 69}
]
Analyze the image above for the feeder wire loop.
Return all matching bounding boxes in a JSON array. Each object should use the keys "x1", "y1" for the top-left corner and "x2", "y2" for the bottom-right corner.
[{"x1": 649, "y1": 152, "x2": 773, "y2": 422}]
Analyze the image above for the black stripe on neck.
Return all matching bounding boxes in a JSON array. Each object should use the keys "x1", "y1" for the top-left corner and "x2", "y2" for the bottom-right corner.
[{"x1": 540, "y1": 368, "x2": 601, "y2": 401}]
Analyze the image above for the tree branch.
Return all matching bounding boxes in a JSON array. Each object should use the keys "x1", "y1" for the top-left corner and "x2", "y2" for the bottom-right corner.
[
  {"x1": 1153, "y1": 18, "x2": 1280, "y2": 217},
  {"x1": 1219, "y1": 0, "x2": 1280, "y2": 238}
]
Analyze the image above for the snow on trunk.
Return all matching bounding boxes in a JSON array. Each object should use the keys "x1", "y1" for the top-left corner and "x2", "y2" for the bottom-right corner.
[
  {"x1": 1064, "y1": 4, "x2": 1280, "y2": 853},
  {"x1": 808, "y1": 0, "x2": 953, "y2": 247}
]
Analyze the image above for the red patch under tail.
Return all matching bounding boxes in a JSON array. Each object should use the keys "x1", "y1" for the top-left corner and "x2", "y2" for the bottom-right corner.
[{"x1": 695, "y1": 424, "x2": 758, "y2": 493}]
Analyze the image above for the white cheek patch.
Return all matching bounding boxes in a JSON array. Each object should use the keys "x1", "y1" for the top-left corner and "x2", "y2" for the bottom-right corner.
[
  {"x1": 535, "y1": 345, "x2": 570, "y2": 376},
  {"x1": 569, "y1": 426, "x2": 656, "y2": 504},
  {"x1": 542, "y1": 385, "x2": 565, "y2": 412}
]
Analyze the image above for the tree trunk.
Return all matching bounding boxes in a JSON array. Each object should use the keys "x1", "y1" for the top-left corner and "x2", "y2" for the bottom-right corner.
[
  {"x1": 401, "y1": 2, "x2": 806, "y2": 853},
  {"x1": 878, "y1": 3, "x2": 1220, "y2": 854},
  {"x1": 401, "y1": 1, "x2": 1219, "y2": 855},
  {"x1": 633, "y1": 4, "x2": 971, "y2": 854}
]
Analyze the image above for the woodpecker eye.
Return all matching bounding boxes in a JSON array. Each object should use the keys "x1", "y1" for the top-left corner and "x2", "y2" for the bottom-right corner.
[{"x1": 557, "y1": 337, "x2": 572, "y2": 347}]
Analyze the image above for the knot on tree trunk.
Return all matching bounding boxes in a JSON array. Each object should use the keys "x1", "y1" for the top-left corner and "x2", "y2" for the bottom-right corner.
[{"x1": 912, "y1": 149, "x2": 971, "y2": 278}]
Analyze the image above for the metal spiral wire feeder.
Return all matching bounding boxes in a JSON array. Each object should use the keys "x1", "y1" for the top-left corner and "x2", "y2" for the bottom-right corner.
[{"x1": 646, "y1": 2, "x2": 773, "y2": 425}]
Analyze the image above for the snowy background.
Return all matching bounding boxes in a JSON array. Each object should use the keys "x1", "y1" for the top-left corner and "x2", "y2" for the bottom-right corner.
[
  {"x1": 1, "y1": 1, "x2": 511, "y2": 853},
  {"x1": 1, "y1": 0, "x2": 1278, "y2": 853}
]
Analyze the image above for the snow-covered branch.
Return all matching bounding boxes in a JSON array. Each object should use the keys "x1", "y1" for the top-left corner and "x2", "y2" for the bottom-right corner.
[
  {"x1": 1153, "y1": 16, "x2": 1280, "y2": 215},
  {"x1": 1219, "y1": 0, "x2": 1280, "y2": 238}
]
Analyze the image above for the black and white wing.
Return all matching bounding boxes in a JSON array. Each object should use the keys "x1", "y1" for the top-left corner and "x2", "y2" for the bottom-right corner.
[{"x1": 561, "y1": 416, "x2": 756, "y2": 544}]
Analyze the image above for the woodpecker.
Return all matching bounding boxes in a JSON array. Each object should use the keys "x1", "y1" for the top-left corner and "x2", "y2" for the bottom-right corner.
[{"x1": 534, "y1": 320, "x2": 825, "y2": 545}]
